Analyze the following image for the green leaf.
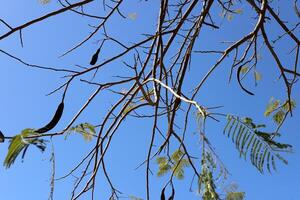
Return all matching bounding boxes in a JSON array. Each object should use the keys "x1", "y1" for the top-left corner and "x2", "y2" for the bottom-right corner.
[
  {"x1": 226, "y1": 191, "x2": 245, "y2": 200},
  {"x1": 227, "y1": 118, "x2": 237, "y2": 137},
  {"x1": 231, "y1": 123, "x2": 240, "y2": 142},
  {"x1": 259, "y1": 147, "x2": 268, "y2": 172},
  {"x1": 250, "y1": 139, "x2": 259, "y2": 164},
  {"x1": 264, "y1": 99, "x2": 280, "y2": 116},
  {"x1": 239, "y1": 131, "x2": 250, "y2": 157},
  {"x1": 224, "y1": 115, "x2": 233, "y2": 134},
  {"x1": 240, "y1": 66, "x2": 248, "y2": 74},
  {"x1": 157, "y1": 157, "x2": 167, "y2": 164},
  {"x1": 282, "y1": 100, "x2": 296, "y2": 112},
  {"x1": 171, "y1": 149, "x2": 183, "y2": 162},
  {"x1": 4, "y1": 129, "x2": 46, "y2": 168},
  {"x1": 235, "y1": 9, "x2": 243, "y2": 14},
  {"x1": 236, "y1": 126, "x2": 245, "y2": 150},
  {"x1": 227, "y1": 14, "x2": 233, "y2": 21},
  {"x1": 244, "y1": 134, "x2": 255, "y2": 159},
  {"x1": 156, "y1": 156, "x2": 171, "y2": 177},
  {"x1": 174, "y1": 168, "x2": 185, "y2": 179},
  {"x1": 157, "y1": 163, "x2": 171, "y2": 177},
  {"x1": 272, "y1": 110, "x2": 285, "y2": 125},
  {"x1": 67, "y1": 123, "x2": 96, "y2": 141},
  {"x1": 157, "y1": 149, "x2": 190, "y2": 179},
  {"x1": 254, "y1": 71, "x2": 262, "y2": 81},
  {"x1": 275, "y1": 154, "x2": 288, "y2": 165},
  {"x1": 254, "y1": 142, "x2": 262, "y2": 168}
]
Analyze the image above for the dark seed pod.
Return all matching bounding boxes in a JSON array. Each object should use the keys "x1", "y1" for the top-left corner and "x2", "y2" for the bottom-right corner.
[
  {"x1": 35, "y1": 102, "x2": 64, "y2": 133},
  {"x1": 0, "y1": 131, "x2": 4, "y2": 143},
  {"x1": 90, "y1": 48, "x2": 100, "y2": 65},
  {"x1": 237, "y1": 65, "x2": 254, "y2": 96},
  {"x1": 160, "y1": 187, "x2": 166, "y2": 200}
]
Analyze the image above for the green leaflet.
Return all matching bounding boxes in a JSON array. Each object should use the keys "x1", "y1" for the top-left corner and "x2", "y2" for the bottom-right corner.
[
  {"x1": 236, "y1": 127, "x2": 245, "y2": 150},
  {"x1": 282, "y1": 100, "x2": 296, "y2": 112},
  {"x1": 226, "y1": 191, "x2": 245, "y2": 200},
  {"x1": 272, "y1": 110, "x2": 285, "y2": 125},
  {"x1": 66, "y1": 123, "x2": 96, "y2": 141},
  {"x1": 254, "y1": 142, "x2": 263, "y2": 169},
  {"x1": 240, "y1": 66, "x2": 248, "y2": 74},
  {"x1": 231, "y1": 122, "x2": 240, "y2": 142},
  {"x1": 227, "y1": 118, "x2": 237, "y2": 138},
  {"x1": 254, "y1": 71, "x2": 262, "y2": 81},
  {"x1": 250, "y1": 139, "x2": 259, "y2": 165},
  {"x1": 235, "y1": 8, "x2": 243, "y2": 14},
  {"x1": 239, "y1": 131, "x2": 250, "y2": 157},
  {"x1": 156, "y1": 156, "x2": 171, "y2": 177},
  {"x1": 259, "y1": 147, "x2": 268, "y2": 173},
  {"x1": 264, "y1": 99, "x2": 280, "y2": 116}
]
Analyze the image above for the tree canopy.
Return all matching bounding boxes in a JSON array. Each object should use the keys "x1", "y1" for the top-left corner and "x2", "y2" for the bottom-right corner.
[{"x1": 0, "y1": 0, "x2": 299, "y2": 199}]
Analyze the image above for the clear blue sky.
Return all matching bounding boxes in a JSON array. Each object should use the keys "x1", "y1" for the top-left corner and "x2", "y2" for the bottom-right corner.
[{"x1": 0, "y1": 1, "x2": 299, "y2": 200}]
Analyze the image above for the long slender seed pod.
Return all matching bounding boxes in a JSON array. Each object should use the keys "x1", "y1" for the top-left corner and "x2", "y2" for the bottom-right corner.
[
  {"x1": 237, "y1": 65, "x2": 255, "y2": 96},
  {"x1": 161, "y1": 187, "x2": 166, "y2": 200},
  {"x1": 35, "y1": 102, "x2": 64, "y2": 133}
]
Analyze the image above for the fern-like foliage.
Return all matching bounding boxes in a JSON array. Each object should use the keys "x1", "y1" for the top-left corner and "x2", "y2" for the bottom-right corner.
[
  {"x1": 223, "y1": 115, "x2": 292, "y2": 173},
  {"x1": 198, "y1": 151, "x2": 220, "y2": 200},
  {"x1": 199, "y1": 167, "x2": 220, "y2": 200},
  {"x1": 4, "y1": 128, "x2": 46, "y2": 168}
]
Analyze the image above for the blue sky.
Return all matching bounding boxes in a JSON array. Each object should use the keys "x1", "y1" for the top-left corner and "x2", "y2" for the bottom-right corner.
[{"x1": 0, "y1": 1, "x2": 299, "y2": 199}]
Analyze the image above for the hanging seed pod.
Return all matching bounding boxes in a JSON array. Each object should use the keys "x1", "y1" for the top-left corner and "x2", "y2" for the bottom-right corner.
[
  {"x1": 35, "y1": 102, "x2": 64, "y2": 133},
  {"x1": 160, "y1": 187, "x2": 166, "y2": 200},
  {"x1": 237, "y1": 65, "x2": 254, "y2": 96},
  {"x1": 0, "y1": 131, "x2": 5, "y2": 143},
  {"x1": 90, "y1": 48, "x2": 100, "y2": 65}
]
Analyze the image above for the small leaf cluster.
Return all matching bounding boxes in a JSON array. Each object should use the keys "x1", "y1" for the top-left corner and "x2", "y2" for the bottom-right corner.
[
  {"x1": 240, "y1": 65, "x2": 262, "y2": 82},
  {"x1": 156, "y1": 149, "x2": 190, "y2": 180},
  {"x1": 66, "y1": 123, "x2": 96, "y2": 141},
  {"x1": 264, "y1": 98, "x2": 296, "y2": 125}
]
